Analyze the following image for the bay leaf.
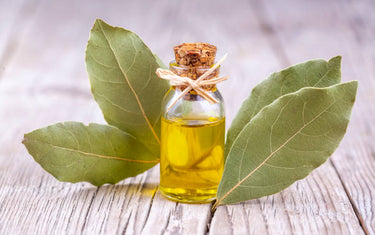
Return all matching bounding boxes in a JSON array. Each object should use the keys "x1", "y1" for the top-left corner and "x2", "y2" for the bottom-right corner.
[
  {"x1": 85, "y1": 19, "x2": 170, "y2": 155},
  {"x1": 22, "y1": 122, "x2": 158, "y2": 186},
  {"x1": 215, "y1": 81, "x2": 358, "y2": 207},
  {"x1": 225, "y1": 56, "x2": 342, "y2": 157}
]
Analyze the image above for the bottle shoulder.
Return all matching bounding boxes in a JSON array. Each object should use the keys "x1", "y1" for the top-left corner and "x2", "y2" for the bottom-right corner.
[{"x1": 162, "y1": 87, "x2": 225, "y2": 121}]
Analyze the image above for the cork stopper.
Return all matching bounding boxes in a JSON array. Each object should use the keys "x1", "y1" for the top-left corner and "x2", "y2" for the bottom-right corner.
[
  {"x1": 170, "y1": 43, "x2": 219, "y2": 92},
  {"x1": 173, "y1": 43, "x2": 217, "y2": 67}
]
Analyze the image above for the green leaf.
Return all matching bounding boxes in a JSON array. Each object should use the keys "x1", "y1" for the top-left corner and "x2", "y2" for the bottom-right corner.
[
  {"x1": 85, "y1": 19, "x2": 170, "y2": 155},
  {"x1": 216, "y1": 81, "x2": 358, "y2": 206},
  {"x1": 22, "y1": 122, "x2": 158, "y2": 186},
  {"x1": 225, "y1": 56, "x2": 342, "y2": 157}
]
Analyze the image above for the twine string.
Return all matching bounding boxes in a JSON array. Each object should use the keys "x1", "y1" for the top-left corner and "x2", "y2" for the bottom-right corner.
[{"x1": 156, "y1": 54, "x2": 228, "y2": 112}]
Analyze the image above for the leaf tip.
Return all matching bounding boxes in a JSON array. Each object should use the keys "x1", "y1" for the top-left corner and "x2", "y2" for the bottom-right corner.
[
  {"x1": 91, "y1": 19, "x2": 112, "y2": 34},
  {"x1": 93, "y1": 18, "x2": 117, "y2": 32},
  {"x1": 21, "y1": 134, "x2": 29, "y2": 145},
  {"x1": 344, "y1": 80, "x2": 359, "y2": 94},
  {"x1": 331, "y1": 55, "x2": 342, "y2": 61},
  {"x1": 94, "y1": 18, "x2": 105, "y2": 25},
  {"x1": 328, "y1": 55, "x2": 342, "y2": 69}
]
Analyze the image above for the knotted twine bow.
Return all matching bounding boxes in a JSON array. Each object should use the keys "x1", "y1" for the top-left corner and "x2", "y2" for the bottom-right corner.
[{"x1": 156, "y1": 54, "x2": 229, "y2": 112}]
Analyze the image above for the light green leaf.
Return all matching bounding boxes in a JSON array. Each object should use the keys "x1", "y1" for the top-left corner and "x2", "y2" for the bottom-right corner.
[
  {"x1": 215, "y1": 81, "x2": 358, "y2": 206},
  {"x1": 22, "y1": 122, "x2": 158, "y2": 186},
  {"x1": 85, "y1": 19, "x2": 170, "y2": 155},
  {"x1": 225, "y1": 56, "x2": 342, "y2": 157}
]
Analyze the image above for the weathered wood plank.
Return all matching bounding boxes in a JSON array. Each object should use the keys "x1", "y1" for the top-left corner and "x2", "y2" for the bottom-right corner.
[
  {"x1": 210, "y1": 163, "x2": 365, "y2": 234},
  {"x1": 0, "y1": 0, "x2": 213, "y2": 234},
  {"x1": 259, "y1": 0, "x2": 375, "y2": 233},
  {"x1": 0, "y1": 0, "x2": 373, "y2": 234},
  {"x1": 331, "y1": 1, "x2": 375, "y2": 233},
  {"x1": 142, "y1": 192, "x2": 212, "y2": 235},
  {"x1": 0, "y1": 0, "x2": 42, "y2": 78},
  {"x1": 208, "y1": 0, "x2": 367, "y2": 233}
]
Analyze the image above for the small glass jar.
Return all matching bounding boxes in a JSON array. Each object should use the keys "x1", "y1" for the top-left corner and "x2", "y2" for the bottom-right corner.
[{"x1": 159, "y1": 62, "x2": 225, "y2": 203}]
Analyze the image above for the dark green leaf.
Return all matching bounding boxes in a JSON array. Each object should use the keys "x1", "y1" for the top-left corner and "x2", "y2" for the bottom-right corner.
[
  {"x1": 22, "y1": 122, "x2": 158, "y2": 186},
  {"x1": 225, "y1": 56, "x2": 342, "y2": 157},
  {"x1": 216, "y1": 81, "x2": 358, "y2": 206},
  {"x1": 85, "y1": 19, "x2": 170, "y2": 155}
]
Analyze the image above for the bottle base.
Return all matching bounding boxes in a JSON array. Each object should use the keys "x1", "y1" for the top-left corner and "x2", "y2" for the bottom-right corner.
[{"x1": 159, "y1": 186, "x2": 217, "y2": 204}]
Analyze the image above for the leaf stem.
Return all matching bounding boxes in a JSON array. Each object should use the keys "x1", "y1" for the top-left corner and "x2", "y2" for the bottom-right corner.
[{"x1": 212, "y1": 200, "x2": 220, "y2": 211}]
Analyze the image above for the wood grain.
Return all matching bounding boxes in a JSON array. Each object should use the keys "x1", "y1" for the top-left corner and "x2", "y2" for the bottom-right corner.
[
  {"x1": 258, "y1": 0, "x2": 375, "y2": 233},
  {"x1": 210, "y1": 164, "x2": 364, "y2": 234},
  {"x1": 0, "y1": 0, "x2": 373, "y2": 234}
]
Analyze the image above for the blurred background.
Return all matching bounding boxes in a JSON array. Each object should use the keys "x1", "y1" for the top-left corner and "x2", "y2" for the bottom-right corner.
[
  {"x1": 1, "y1": 0, "x2": 374, "y2": 233},
  {"x1": 1, "y1": 0, "x2": 373, "y2": 128}
]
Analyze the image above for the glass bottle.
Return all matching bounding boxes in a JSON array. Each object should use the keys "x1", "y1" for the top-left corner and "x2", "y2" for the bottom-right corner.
[{"x1": 160, "y1": 43, "x2": 225, "y2": 203}]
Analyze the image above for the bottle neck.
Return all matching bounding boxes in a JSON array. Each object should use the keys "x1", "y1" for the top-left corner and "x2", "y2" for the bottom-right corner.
[
  {"x1": 169, "y1": 61, "x2": 220, "y2": 92},
  {"x1": 171, "y1": 85, "x2": 218, "y2": 93}
]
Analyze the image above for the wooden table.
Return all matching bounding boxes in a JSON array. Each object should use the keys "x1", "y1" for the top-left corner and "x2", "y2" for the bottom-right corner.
[{"x1": 1, "y1": 0, "x2": 374, "y2": 234}]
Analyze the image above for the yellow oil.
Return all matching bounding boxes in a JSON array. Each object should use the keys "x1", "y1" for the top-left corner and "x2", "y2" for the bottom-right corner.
[{"x1": 160, "y1": 116, "x2": 225, "y2": 203}]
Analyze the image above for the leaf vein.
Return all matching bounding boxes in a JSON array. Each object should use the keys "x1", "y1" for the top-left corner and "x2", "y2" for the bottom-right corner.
[
  {"x1": 90, "y1": 73, "x2": 126, "y2": 84},
  {"x1": 88, "y1": 52, "x2": 117, "y2": 69},
  {"x1": 313, "y1": 62, "x2": 334, "y2": 86},
  {"x1": 264, "y1": 162, "x2": 309, "y2": 170},
  {"x1": 270, "y1": 98, "x2": 293, "y2": 152},
  {"x1": 94, "y1": 92, "x2": 142, "y2": 116},
  {"x1": 25, "y1": 138, "x2": 159, "y2": 164},
  {"x1": 238, "y1": 139, "x2": 250, "y2": 182},
  {"x1": 125, "y1": 37, "x2": 138, "y2": 73},
  {"x1": 97, "y1": 22, "x2": 160, "y2": 145},
  {"x1": 217, "y1": 99, "x2": 336, "y2": 205}
]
